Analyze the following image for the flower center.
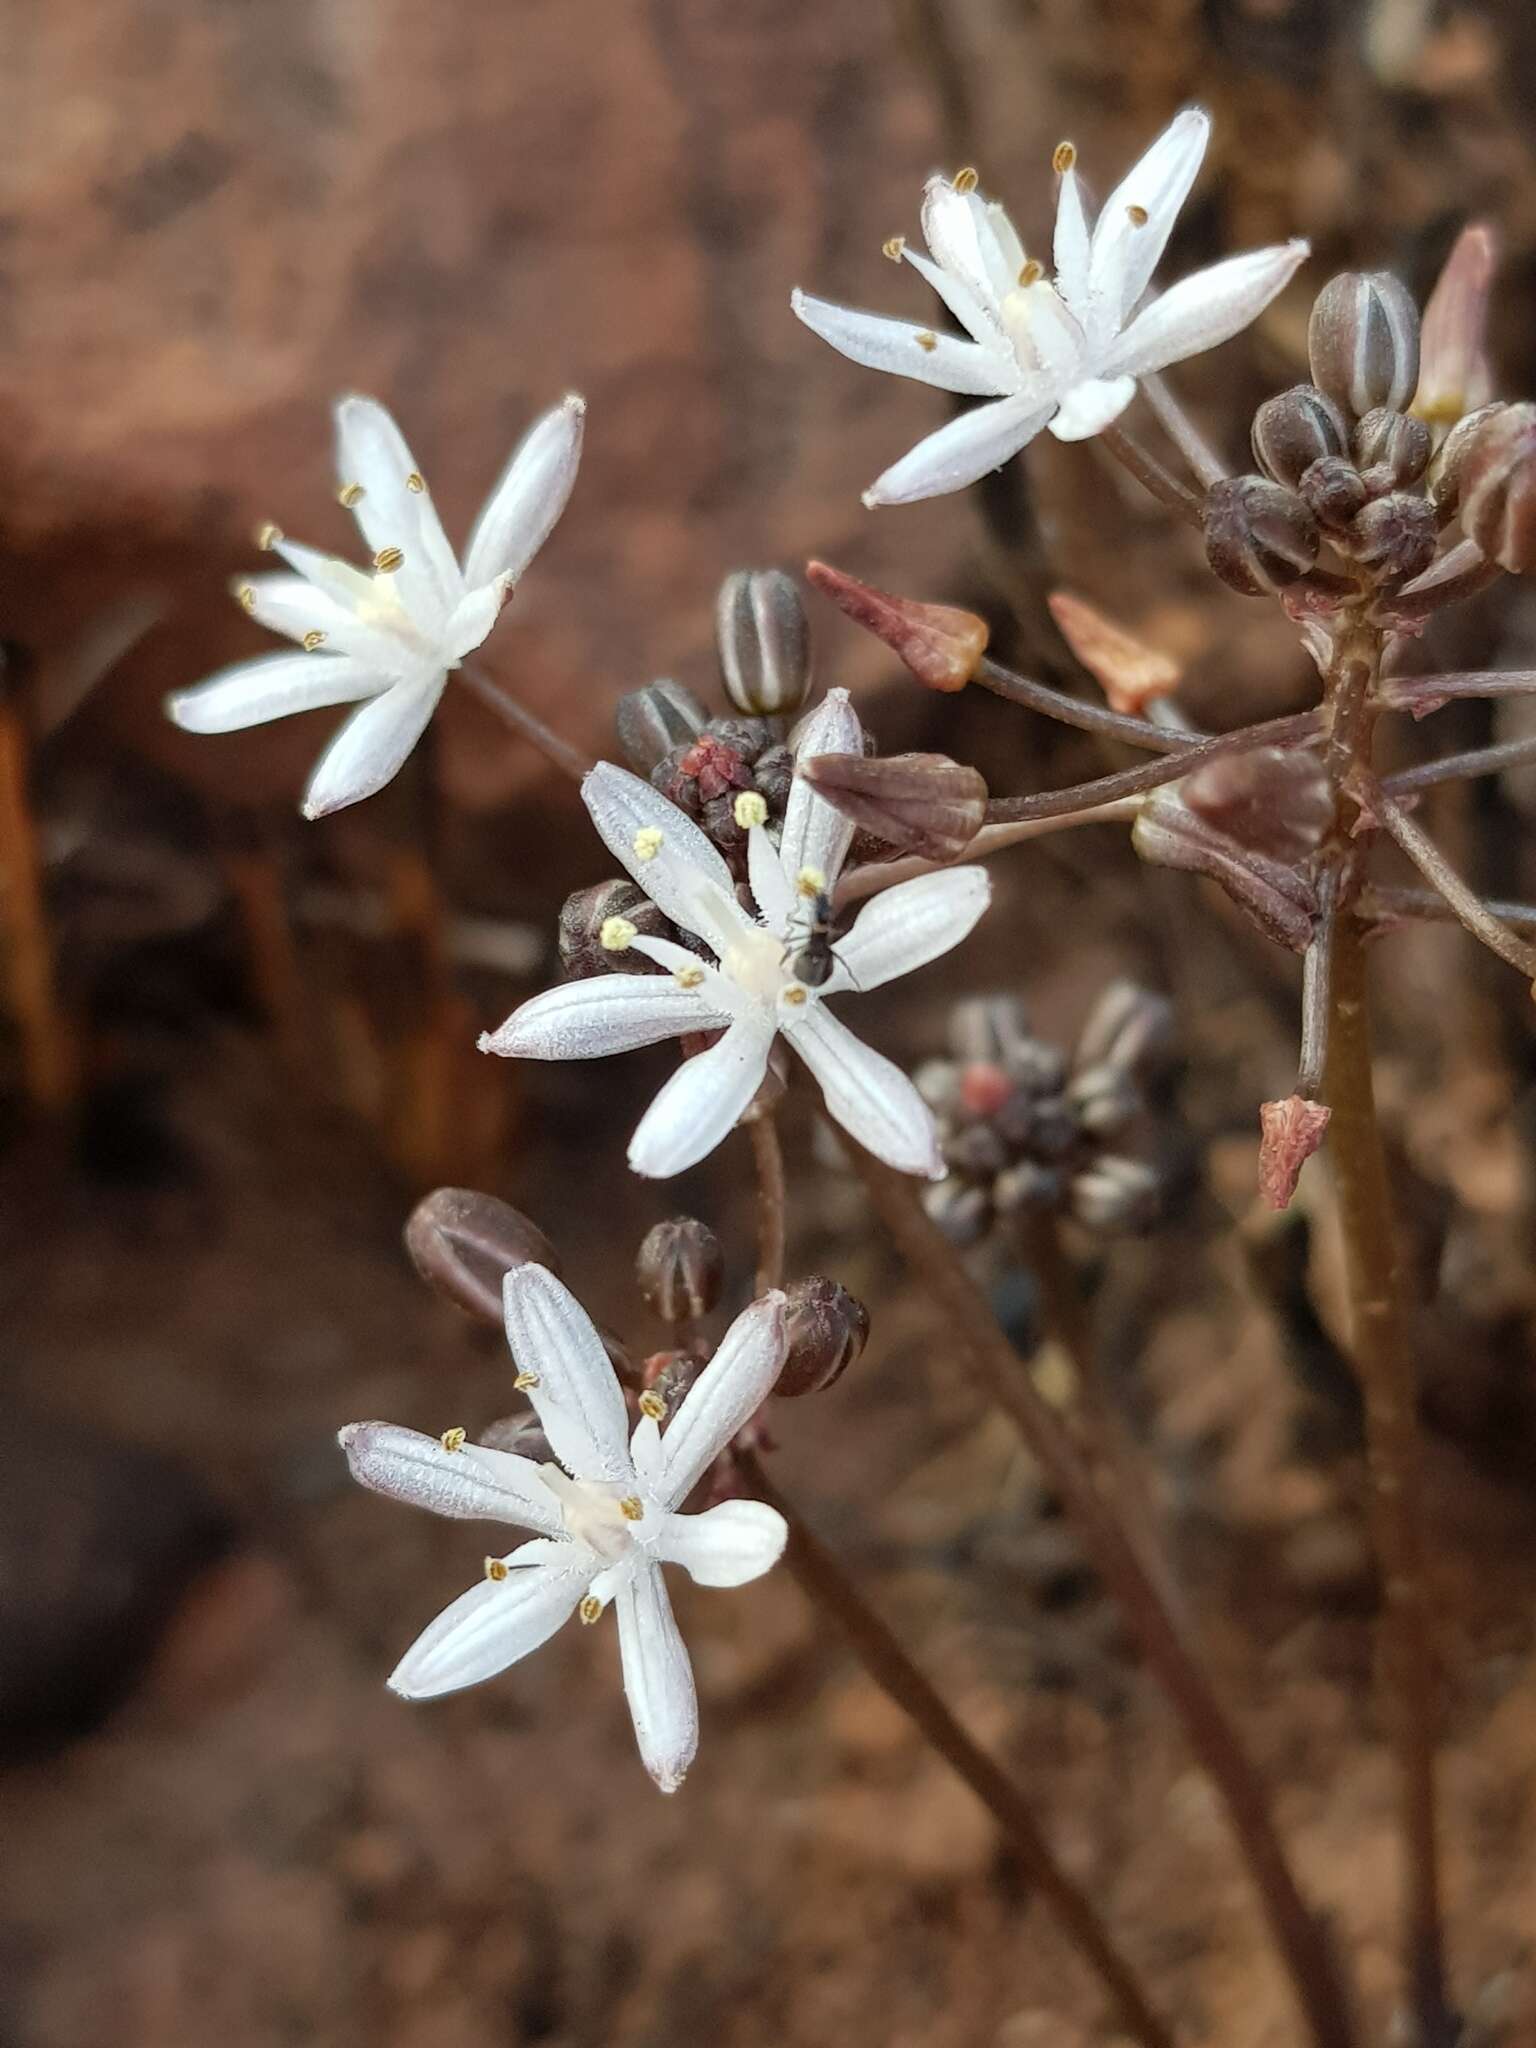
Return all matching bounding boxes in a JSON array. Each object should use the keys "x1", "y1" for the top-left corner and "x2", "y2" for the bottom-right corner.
[
  {"x1": 1000, "y1": 278, "x2": 1081, "y2": 380},
  {"x1": 723, "y1": 922, "x2": 791, "y2": 1002},
  {"x1": 541, "y1": 1468, "x2": 644, "y2": 1563}
]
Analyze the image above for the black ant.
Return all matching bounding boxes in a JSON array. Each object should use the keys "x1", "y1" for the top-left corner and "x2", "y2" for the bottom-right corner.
[{"x1": 783, "y1": 889, "x2": 861, "y2": 990}]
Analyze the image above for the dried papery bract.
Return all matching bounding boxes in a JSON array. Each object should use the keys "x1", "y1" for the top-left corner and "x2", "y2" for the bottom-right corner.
[
  {"x1": 1258, "y1": 1096, "x2": 1332, "y2": 1211},
  {"x1": 1046, "y1": 591, "x2": 1181, "y2": 718},
  {"x1": 800, "y1": 750, "x2": 987, "y2": 859},
  {"x1": 717, "y1": 570, "x2": 813, "y2": 717},
  {"x1": 806, "y1": 560, "x2": 989, "y2": 692},
  {"x1": 405, "y1": 1187, "x2": 563, "y2": 1323}
]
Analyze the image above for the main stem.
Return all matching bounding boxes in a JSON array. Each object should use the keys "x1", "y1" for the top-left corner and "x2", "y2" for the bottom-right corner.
[
  {"x1": 1322, "y1": 625, "x2": 1451, "y2": 2047},
  {"x1": 742, "y1": 1450, "x2": 1177, "y2": 2048},
  {"x1": 845, "y1": 1139, "x2": 1353, "y2": 2048}
]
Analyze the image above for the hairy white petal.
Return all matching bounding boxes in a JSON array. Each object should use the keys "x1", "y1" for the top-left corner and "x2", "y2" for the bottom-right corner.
[
  {"x1": 920, "y1": 179, "x2": 1008, "y2": 343},
  {"x1": 746, "y1": 822, "x2": 794, "y2": 934},
  {"x1": 167, "y1": 653, "x2": 384, "y2": 735},
  {"x1": 655, "y1": 1500, "x2": 788, "y2": 1586},
  {"x1": 581, "y1": 763, "x2": 743, "y2": 955},
  {"x1": 616, "y1": 1566, "x2": 698, "y2": 1794},
  {"x1": 1104, "y1": 242, "x2": 1310, "y2": 381},
  {"x1": 624, "y1": 938, "x2": 754, "y2": 1020},
  {"x1": 462, "y1": 394, "x2": 585, "y2": 593},
  {"x1": 236, "y1": 575, "x2": 414, "y2": 671},
  {"x1": 835, "y1": 866, "x2": 990, "y2": 993},
  {"x1": 653, "y1": 1292, "x2": 788, "y2": 1509},
  {"x1": 978, "y1": 197, "x2": 1027, "y2": 289},
  {"x1": 783, "y1": 1002, "x2": 944, "y2": 1178},
  {"x1": 791, "y1": 291, "x2": 1016, "y2": 397},
  {"x1": 388, "y1": 1551, "x2": 589, "y2": 1698},
  {"x1": 1052, "y1": 168, "x2": 1093, "y2": 315},
  {"x1": 338, "y1": 1421, "x2": 565, "y2": 1536},
  {"x1": 480, "y1": 973, "x2": 728, "y2": 1061},
  {"x1": 1089, "y1": 106, "x2": 1210, "y2": 321},
  {"x1": 900, "y1": 245, "x2": 1002, "y2": 349},
  {"x1": 627, "y1": 1016, "x2": 775, "y2": 1179},
  {"x1": 781, "y1": 689, "x2": 863, "y2": 892},
  {"x1": 300, "y1": 675, "x2": 445, "y2": 818},
  {"x1": 864, "y1": 394, "x2": 1054, "y2": 508},
  {"x1": 1047, "y1": 375, "x2": 1138, "y2": 442},
  {"x1": 271, "y1": 537, "x2": 381, "y2": 613},
  {"x1": 443, "y1": 581, "x2": 506, "y2": 663},
  {"x1": 333, "y1": 394, "x2": 464, "y2": 634},
  {"x1": 502, "y1": 1264, "x2": 635, "y2": 1484}
]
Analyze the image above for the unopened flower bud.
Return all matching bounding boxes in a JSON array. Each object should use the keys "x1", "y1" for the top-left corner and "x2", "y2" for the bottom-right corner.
[
  {"x1": 1073, "y1": 981, "x2": 1173, "y2": 1078},
  {"x1": 1458, "y1": 402, "x2": 1536, "y2": 573},
  {"x1": 716, "y1": 569, "x2": 813, "y2": 717},
  {"x1": 1251, "y1": 384, "x2": 1349, "y2": 488},
  {"x1": 807, "y1": 559, "x2": 988, "y2": 692},
  {"x1": 615, "y1": 678, "x2": 708, "y2": 775},
  {"x1": 1047, "y1": 590, "x2": 1180, "y2": 716},
  {"x1": 798, "y1": 750, "x2": 986, "y2": 859},
  {"x1": 923, "y1": 1176, "x2": 992, "y2": 1247},
  {"x1": 775, "y1": 1276, "x2": 870, "y2": 1396},
  {"x1": 1182, "y1": 745, "x2": 1332, "y2": 865},
  {"x1": 993, "y1": 1159, "x2": 1065, "y2": 1214},
  {"x1": 639, "y1": 1348, "x2": 701, "y2": 1421},
  {"x1": 1298, "y1": 455, "x2": 1369, "y2": 529},
  {"x1": 636, "y1": 1217, "x2": 725, "y2": 1325},
  {"x1": 1351, "y1": 408, "x2": 1430, "y2": 489},
  {"x1": 947, "y1": 993, "x2": 1034, "y2": 1069},
  {"x1": 1204, "y1": 475, "x2": 1320, "y2": 595},
  {"x1": 1069, "y1": 1156, "x2": 1159, "y2": 1233},
  {"x1": 1308, "y1": 270, "x2": 1421, "y2": 417},
  {"x1": 405, "y1": 1187, "x2": 562, "y2": 1323},
  {"x1": 1134, "y1": 787, "x2": 1319, "y2": 952},
  {"x1": 1067, "y1": 1062, "x2": 1142, "y2": 1135},
  {"x1": 559, "y1": 878, "x2": 678, "y2": 979},
  {"x1": 1427, "y1": 401, "x2": 1507, "y2": 521},
  {"x1": 1348, "y1": 491, "x2": 1438, "y2": 582},
  {"x1": 1414, "y1": 221, "x2": 1498, "y2": 428}
]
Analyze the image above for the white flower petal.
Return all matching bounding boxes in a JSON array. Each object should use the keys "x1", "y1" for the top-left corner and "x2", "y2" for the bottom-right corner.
[
  {"x1": 655, "y1": 1499, "x2": 788, "y2": 1587},
  {"x1": 901, "y1": 245, "x2": 1003, "y2": 349},
  {"x1": 388, "y1": 1551, "x2": 589, "y2": 1699},
  {"x1": 980, "y1": 198, "x2": 1027, "y2": 284},
  {"x1": 920, "y1": 178, "x2": 1008, "y2": 343},
  {"x1": 627, "y1": 1015, "x2": 776, "y2": 1180},
  {"x1": 616, "y1": 1566, "x2": 698, "y2": 1793},
  {"x1": 581, "y1": 764, "x2": 744, "y2": 956},
  {"x1": 502, "y1": 1263, "x2": 635, "y2": 1484},
  {"x1": 781, "y1": 689, "x2": 863, "y2": 892},
  {"x1": 300, "y1": 675, "x2": 445, "y2": 818},
  {"x1": 444, "y1": 581, "x2": 506, "y2": 663},
  {"x1": 863, "y1": 394, "x2": 1055, "y2": 508},
  {"x1": 236, "y1": 575, "x2": 410, "y2": 670},
  {"x1": 746, "y1": 821, "x2": 794, "y2": 934},
  {"x1": 790, "y1": 290, "x2": 1017, "y2": 397},
  {"x1": 651, "y1": 1292, "x2": 788, "y2": 1509},
  {"x1": 1047, "y1": 375, "x2": 1138, "y2": 442},
  {"x1": 1052, "y1": 168, "x2": 1093, "y2": 314},
  {"x1": 271, "y1": 537, "x2": 381, "y2": 612},
  {"x1": 1089, "y1": 106, "x2": 1210, "y2": 321},
  {"x1": 834, "y1": 866, "x2": 990, "y2": 994},
  {"x1": 480, "y1": 973, "x2": 728, "y2": 1061},
  {"x1": 624, "y1": 938, "x2": 755, "y2": 1020},
  {"x1": 338, "y1": 1421, "x2": 565, "y2": 1537},
  {"x1": 167, "y1": 652, "x2": 385, "y2": 735},
  {"x1": 461, "y1": 394, "x2": 585, "y2": 593},
  {"x1": 1104, "y1": 242, "x2": 1309, "y2": 381},
  {"x1": 782, "y1": 1001, "x2": 943, "y2": 1178},
  {"x1": 333, "y1": 394, "x2": 464, "y2": 635}
]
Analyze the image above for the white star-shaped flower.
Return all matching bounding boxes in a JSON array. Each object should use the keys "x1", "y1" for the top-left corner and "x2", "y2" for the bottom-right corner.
[
  {"x1": 340, "y1": 1264, "x2": 789, "y2": 1793},
  {"x1": 791, "y1": 107, "x2": 1307, "y2": 506},
  {"x1": 167, "y1": 393, "x2": 585, "y2": 817},
  {"x1": 481, "y1": 690, "x2": 991, "y2": 1180}
]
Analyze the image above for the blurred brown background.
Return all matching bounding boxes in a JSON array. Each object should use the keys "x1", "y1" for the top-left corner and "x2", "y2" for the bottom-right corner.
[{"x1": 6, "y1": 2, "x2": 1536, "y2": 2044}]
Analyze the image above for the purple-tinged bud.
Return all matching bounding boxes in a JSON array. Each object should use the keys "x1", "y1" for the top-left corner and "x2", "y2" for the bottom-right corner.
[
  {"x1": 775, "y1": 1276, "x2": 870, "y2": 1395},
  {"x1": 1251, "y1": 384, "x2": 1349, "y2": 488},
  {"x1": 798, "y1": 750, "x2": 986, "y2": 860},
  {"x1": 1414, "y1": 222, "x2": 1498, "y2": 428},
  {"x1": 716, "y1": 569, "x2": 813, "y2": 718},
  {"x1": 1182, "y1": 746, "x2": 1332, "y2": 865},
  {"x1": 639, "y1": 1349, "x2": 702, "y2": 1423},
  {"x1": 1258, "y1": 1096, "x2": 1331, "y2": 1210},
  {"x1": 1067, "y1": 1063, "x2": 1141, "y2": 1136},
  {"x1": 558, "y1": 878, "x2": 679, "y2": 979},
  {"x1": 1458, "y1": 402, "x2": 1536, "y2": 573},
  {"x1": 751, "y1": 742, "x2": 795, "y2": 813},
  {"x1": 807, "y1": 559, "x2": 989, "y2": 692},
  {"x1": 405, "y1": 1188, "x2": 562, "y2": 1323},
  {"x1": 1308, "y1": 270, "x2": 1421, "y2": 417},
  {"x1": 1133, "y1": 787, "x2": 1320, "y2": 953},
  {"x1": 944, "y1": 1121, "x2": 1010, "y2": 1177},
  {"x1": 1349, "y1": 491, "x2": 1438, "y2": 583},
  {"x1": 947, "y1": 993, "x2": 1034, "y2": 1070},
  {"x1": 1068, "y1": 1156, "x2": 1160, "y2": 1233},
  {"x1": 1298, "y1": 455, "x2": 1369, "y2": 530},
  {"x1": 1352, "y1": 407, "x2": 1430, "y2": 490},
  {"x1": 1427, "y1": 401, "x2": 1507, "y2": 521},
  {"x1": 615, "y1": 678, "x2": 708, "y2": 775},
  {"x1": 922, "y1": 1176, "x2": 992, "y2": 1247},
  {"x1": 636, "y1": 1217, "x2": 725, "y2": 1325},
  {"x1": 1073, "y1": 981, "x2": 1173, "y2": 1078},
  {"x1": 993, "y1": 1160, "x2": 1064, "y2": 1214},
  {"x1": 1204, "y1": 475, "x2": 1321, "y2": 595}
]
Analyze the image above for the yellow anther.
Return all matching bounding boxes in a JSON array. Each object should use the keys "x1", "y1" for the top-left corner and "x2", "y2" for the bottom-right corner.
[
  {"x1": 484, "y1": 1557, "x2": 510, "y2": 1582},
  {"x1": 373, "y1": 546, "x2": 405, "y2": 574},
  {"x1": 302, "y1": 629, "x2": 327, "y2": 652},
  {"x1": 915, "y1": 330, "x2": 938, "y2": 353},
  {"x1": 795, "y1": 865, "x2": 826, "y2": 899},
  {"x1": 1126, "y1": 203, "x2": 1149, "y2": 227},
  {"x1": 513, "y1": 1370, "x2": 540, "y2": 1391},
  {"x1": 619, "y1": 1496, "x2": 645, "y2": 1522},
  {"x1": 405, "y1": 471, "x2": 426, "y2": 494},
  {"x1": 337, "y1": 481, "x2": 364, "y2": 509},
  {"x1": 638, "y1": 1390, "x2": 666, "y2": 1421},
  {"x1": 579, "y1": 1594, "x2": 603, "y2": 1626},
  {"x1": 782, "y1": 985, "x2": 809, "y2": 1007},
  {"x1": 600, "y1": 915, "x2": 637, "y2": 952},
  {"x1": 633, "y1": 826, "x2": 664, "y2": 862},
  {"x1": 953, "y1": 167, "x2": 979, "y2": 194},
  {"x1": 1052, "y1": 140, "x2": 1077, "y2": 173},
  {"x1": 882, "y1": 235, "x2": 906, "y2": 263},
  {"x1": 674, "y1": 964, "x2": 705, "y2": 990},
  {"x1": 733, "y1": 790, "x2": 768, "y2": 829},
  {"x1": 236, "y1": 584, "x2": 256, "y2": 612},
  {"x1": 440, "y1": 1427, "x2": 467, "y2": 1453},
  {"x1": 1017, "y1": 259, "x2": 1044, "y2": 287},
  {"x1": 256, "y1": 523, "x2": 283, "y2": 552}
]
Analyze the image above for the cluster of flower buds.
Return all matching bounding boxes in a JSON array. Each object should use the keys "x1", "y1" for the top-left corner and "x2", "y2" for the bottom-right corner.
[{"x1": 916, "y1": 987, "x2": 1171, "y2": 1245}]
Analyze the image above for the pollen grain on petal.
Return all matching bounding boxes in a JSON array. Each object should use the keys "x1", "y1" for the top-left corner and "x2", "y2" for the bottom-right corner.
[
  {"x1": 256, "y1": 522, "x2": 283, "y2": 552},
  {"x1": 882, "y1": 235, "x2": 906, "y2": 263},
  {"x1": 600, "y1": 915, "x2": 637, "y2": 952},
  {"x1": 1127, "y1": 203, "x2": 1149, "y2": 227},
  {"x1": 373, "y1": 546, "x2": 405, "y2": 574},
  {"x1": 733, "y1": 790, "x2": 769, "y2": 829},
  {"x1": 236, "y1": 584, "x2": 256, "y2": 611},
  {"x1": 953, "y1": 166, "x2": 979, "y2": 194},
  {"x1": 405, "y1": 471, "x2": 426, "y2": 494},
  {"x1": 674, "y1": 965, "x2": 705, "y2": 990},
  {"x1": 579, "y1": 1594, "x2": 603, "y2": 1626},
  {"x1": 638, "y1": 1390, "x2": 666, "y2": 1421},
  {"x1": 633, "y1": 826, "x2": 665, "y2": 862},
  {"x1": 619, "y1": 1495, "x2": 645, "y2": 1522},
  {"x1": 513, "y1": 1370, "x2": 541, "y2": 1390},
  {"x1": 915, "y1": 330, "x2": 938, "y2": 353},
  {"x1": 1052, "y1": 140, "x2": 1077, "y2": 172},
  {"x1": 782, "y1": 985, "x2": 809, "y2": 1007},
  {"x1": 337, "y1": 482, "x2": 364, "y2": 508},
  {"x1": 795, "y1": 865, "x2": 826, "y2": 899},
  {"x1": 1018, "y1": 259, "x2": 1044, "y2": 287},
  {"x1": 484, "y1": 1557, "x2": 510, "y2": 1582},
  {"x1": 440, "y1": 1426, "x2": 467, "y2": 1453},
  {"x1": 302, "y1": 630, "x2": 327, "y2": 652}
]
